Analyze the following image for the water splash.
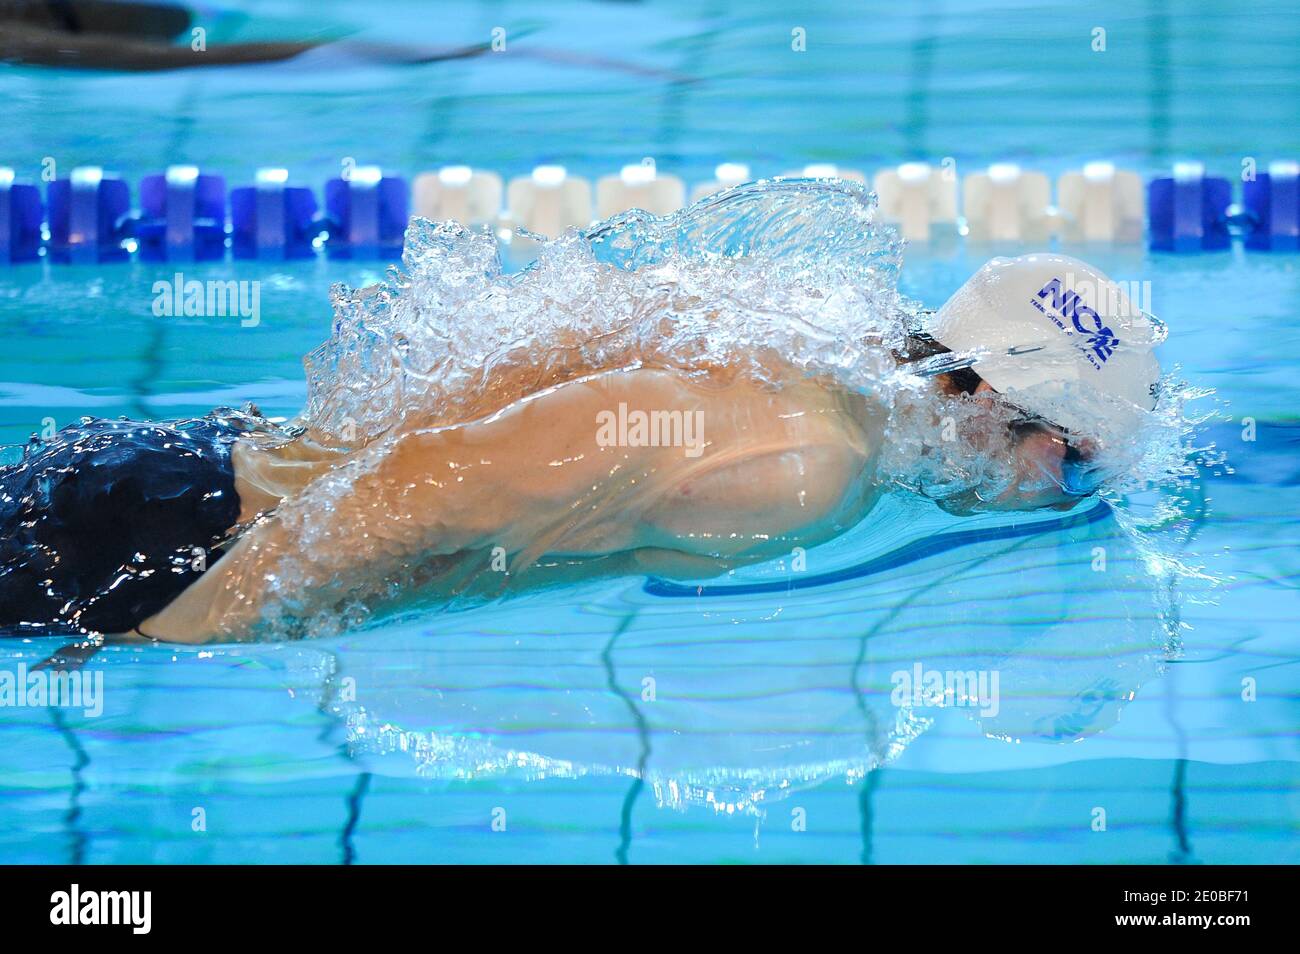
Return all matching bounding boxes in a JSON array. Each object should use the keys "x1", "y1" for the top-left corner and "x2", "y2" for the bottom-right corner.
[
  {"x1": 252, "y1": 180, "x2": 1224, "y2": 797},
  {"x1": 301, "y1": 178, "x2": 916, "y2": 448}
]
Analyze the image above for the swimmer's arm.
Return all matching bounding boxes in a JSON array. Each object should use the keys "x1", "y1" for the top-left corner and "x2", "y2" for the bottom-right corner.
[{"x1": 140, "y1": 369, "x2": 879, "y2": 642}]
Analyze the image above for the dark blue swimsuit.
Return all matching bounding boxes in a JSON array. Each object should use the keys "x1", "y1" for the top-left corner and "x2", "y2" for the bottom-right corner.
[{"x1": 0, "y1": 415, "x2": 246, "y2": 635}]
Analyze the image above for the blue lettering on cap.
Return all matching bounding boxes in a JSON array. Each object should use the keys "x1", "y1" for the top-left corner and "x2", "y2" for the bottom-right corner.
[{"x1": 1035, "y1": 278, "x2": 1120, "y2": 366}]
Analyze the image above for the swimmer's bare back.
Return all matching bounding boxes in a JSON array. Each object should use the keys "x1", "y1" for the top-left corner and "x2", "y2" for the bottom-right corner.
[{"x1": 140, "y1": 367, "x2": 883, "y2": 642}]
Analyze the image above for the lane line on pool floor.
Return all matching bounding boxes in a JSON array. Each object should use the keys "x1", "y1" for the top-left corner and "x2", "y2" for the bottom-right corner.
[{"x1": 601, "y1": 610, "x2": 649, "y2": 866}]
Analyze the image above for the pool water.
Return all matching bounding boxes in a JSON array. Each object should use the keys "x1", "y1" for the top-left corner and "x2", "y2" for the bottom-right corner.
[{"x1": 0, "y1": 0, "x2": 1298, "y2": 864}]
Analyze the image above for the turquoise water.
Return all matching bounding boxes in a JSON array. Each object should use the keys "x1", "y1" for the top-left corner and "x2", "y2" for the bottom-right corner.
[{"x1": 0, "y1": 0, "x2": 1298, "y2": 863}]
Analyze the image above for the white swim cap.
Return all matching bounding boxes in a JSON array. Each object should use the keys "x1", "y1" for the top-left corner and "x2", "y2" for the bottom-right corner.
[{"x1": 927, "y1": 253, "x2": 1164, "y2": 443}]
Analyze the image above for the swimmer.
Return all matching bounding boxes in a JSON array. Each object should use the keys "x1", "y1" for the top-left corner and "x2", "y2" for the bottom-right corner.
[
  {"x1": 0, "y1": 249, "x2": 1161, "y2": 643},
  {"x1": 0, "y1": 0, "x2": 499, "y2": 71}
]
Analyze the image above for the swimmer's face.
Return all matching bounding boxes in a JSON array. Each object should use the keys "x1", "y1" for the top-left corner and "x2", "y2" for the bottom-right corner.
[{"x1": 935, "y1": 373, "x2": 1100, "y2": 513}]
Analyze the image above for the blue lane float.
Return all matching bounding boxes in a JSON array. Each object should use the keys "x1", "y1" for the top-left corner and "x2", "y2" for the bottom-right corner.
[
  {"x1": 1242, "y1": 161, "x2": 1300, "y2": 252},
  {"x1": 230, "y1": 168, "x2": 320, "y2": 260},
  {"x1": 4, "y1": 158, "x2": 1299, "y2": 266},
  {"x1": 46, "y1": 167, "x2": 132, "y2": 263},
  {"x1": 323, "y1": 167, "x2": 407, "y2": 259},
  {"x1": 0, "y1": 169, "x2": 43, "y2": 263},
  {"x1": 1147, "y1": 162, "x2": 1232, "y2": 252},
  {"x1": 136, "y1": 165, "x2": 228, "y2": 262}
]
